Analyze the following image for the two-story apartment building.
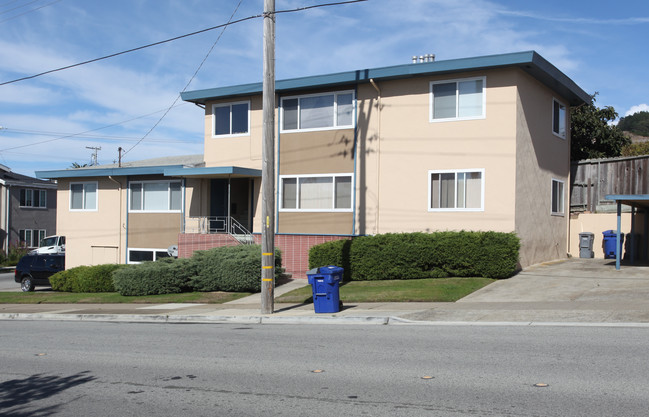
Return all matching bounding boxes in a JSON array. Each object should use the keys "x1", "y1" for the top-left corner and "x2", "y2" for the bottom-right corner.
[
  {"x1": 37, "y1": 51, "x2": 589, "y2": 276},
  {"x1": 1, "y1": 164, "x2": 57, "y2": 254}
]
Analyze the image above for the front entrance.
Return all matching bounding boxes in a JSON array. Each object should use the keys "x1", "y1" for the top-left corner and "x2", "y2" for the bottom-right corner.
[{"x1": 209, "y1": 178, "x2": 254, "y2": 233}]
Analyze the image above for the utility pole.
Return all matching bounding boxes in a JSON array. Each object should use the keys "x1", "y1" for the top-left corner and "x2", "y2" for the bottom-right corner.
[
  {"x1": 118, "y1": 147, "x2": 123, "y2": 167},
  {"x1": 86, "y1": 146, "x2": 101, "y2": 166},
  {"x1": 260, "y1": 0, "x2": 275, "y2": 314}
]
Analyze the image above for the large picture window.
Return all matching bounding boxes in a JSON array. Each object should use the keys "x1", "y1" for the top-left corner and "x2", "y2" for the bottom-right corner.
[
  {"x1": 20, "y1": 189, "x2": 47, "y2": 208},
  {"x1": 128, "y1": 248, "x2": 171, "y2": 264},
  {"x1": 429, "y1": 169, "x2": 484, "y2": 211},
  {"x1": 430, "y1": 77, "x2": 485, "y2": 122},
  {"x1": 129, "y1": 181, "x2": 182, "y2": 212},
  {"x1": 551, "y1": 179, "x2": 564, "y2": 215},
  {"x1": 281, "y1": 91, "x2": 354, "y2": 132},
  {"x1": 552, "y1": 98, "x2": 566, "y2": 139},
  {"x1": 212, "y1": 101, "x2": 249, "y2": 137},
  {"x1": 70, "y1": 182, "x2": 97, "y2": 211},
  {"x1": 280, "y1": 174, "x2": 353, "y2": 211}
]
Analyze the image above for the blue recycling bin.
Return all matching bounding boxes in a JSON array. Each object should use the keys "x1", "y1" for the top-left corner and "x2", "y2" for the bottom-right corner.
[
  {"x1": 306, "y1": 265, "x2": 343, "y2": 313},
  {"x1": 602, "y1": 230, "x2": 625, "y2": 259}
]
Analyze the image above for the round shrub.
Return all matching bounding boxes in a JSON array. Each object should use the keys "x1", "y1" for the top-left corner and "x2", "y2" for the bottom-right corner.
[
  {"x1": 50, "y1": 264, "x2": 124, "y2": 292},
  {"x1": 112, "y1": 258, "x2": 196, "y2": 296}
]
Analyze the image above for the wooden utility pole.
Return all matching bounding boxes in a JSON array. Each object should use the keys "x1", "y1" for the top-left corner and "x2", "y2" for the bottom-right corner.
[{"x1": 260, "y1": 0, "x2": 275, "y2": 314}]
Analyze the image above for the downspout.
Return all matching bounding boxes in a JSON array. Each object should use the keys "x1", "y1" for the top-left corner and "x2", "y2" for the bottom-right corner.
[
  {"x1": 369, "y1": 78, "x2": 382, "y2": 234},
  {"x1": 3, "y1": 183, "x2": 9, "y2": 256},
  {"x1": 108, "y1": 176, "x2": 122, "y2": 264}
]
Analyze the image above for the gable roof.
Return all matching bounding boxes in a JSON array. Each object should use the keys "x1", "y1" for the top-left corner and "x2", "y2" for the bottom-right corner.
[
  {"x1": 0, "y1": 166, "x2": 57, "y2": 188},
  {"x1": 181, "y1": 50, "x2": 590, "y2": 106}
]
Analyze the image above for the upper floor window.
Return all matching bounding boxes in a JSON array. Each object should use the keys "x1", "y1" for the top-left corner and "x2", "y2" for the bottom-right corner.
[
  {"x1": 428, "y1": 169, "x2": 484, "y2": 211},
  {"x1": 281, "y1": 91, "x2": 354, "y2": 132},
  {"x1": 129, "y1": 180, "x2": 182, "y2": 212},
  {"x1": 212, "y1": 101, "x2": 249, "y2": 137},
  {"x1": 552, "y1": 98, "x2": 566, "y2": 139},
  {"x1": 551, "y1": 179, "x2": 564, "y2": 215},
  {"x1": 430, "y1": 77, "x2": 485, "y2": 122},
  {"x1": 20, "y1": 189, "x2": 46, "y2": 208},
  {"x1": 70, "y1": 182, "x2": 97, "y2": 211},
  {"x1": 280, "y1": 174, "x2": 353, "y2": 212}
]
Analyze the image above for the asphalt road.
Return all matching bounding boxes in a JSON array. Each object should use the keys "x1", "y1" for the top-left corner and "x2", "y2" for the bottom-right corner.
[
  {"x1": 1, "y1": 321, "x2": 649, "y2": 416},
  {"x1": 0, "y1": 271, "x2": 19, "y2": 292}
]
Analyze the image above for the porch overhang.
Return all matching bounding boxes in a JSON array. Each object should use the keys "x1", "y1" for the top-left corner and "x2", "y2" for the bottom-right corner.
[
  {"x1": 604, "y1": 194, "x2": 649, "y2": 270},
  {"x1": 163, "y1": 166, "x2": 262, "y2": 178}
]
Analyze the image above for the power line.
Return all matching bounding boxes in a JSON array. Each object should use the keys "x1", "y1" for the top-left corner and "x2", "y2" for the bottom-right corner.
[
  {"x1": 0, "y1": 0, "x2": 62, "y2": 24},
  {"x1": 0, "y1": 0, "x2": 368, "y2": 86},
  {"x1": 122, "y1": 0, "x2": 244, "y2": 157}
]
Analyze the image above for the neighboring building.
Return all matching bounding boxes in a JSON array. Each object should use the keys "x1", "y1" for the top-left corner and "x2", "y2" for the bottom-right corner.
[
  {"x1": 1, "y1": 164, "x2": 57, "y2": 254},
  {"x1": 37, "y1": 51, "x2": 589, "y2": 275}
]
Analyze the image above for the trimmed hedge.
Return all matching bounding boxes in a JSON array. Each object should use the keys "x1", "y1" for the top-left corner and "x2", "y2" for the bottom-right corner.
[
  {"x1": 50, "y1": 264, "x2": 125, "y2": 292},
  {"x1": 112, "y1": 257, "x2": 197, "y2": 296},
  {"x1": 190, "y1": 245, "x2": 283, "y2": 293},
  {"x1": 309, "y1": 231, "x2": 520, "y2": 280}
]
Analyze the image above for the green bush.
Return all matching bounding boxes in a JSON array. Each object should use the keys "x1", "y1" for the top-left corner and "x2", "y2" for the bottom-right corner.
[
  {"x1": 190, "y1": 245, "x2": 282, "y2": 293},
  {"x1": 112, "y1": 258, "x2": 197, "y2": 296},
  {"x1": 309, "y1": 231, "x2": 520, "y2": 280},
  {"x1": 50, "y1": 264, "x2": 125, "y2": 292}
]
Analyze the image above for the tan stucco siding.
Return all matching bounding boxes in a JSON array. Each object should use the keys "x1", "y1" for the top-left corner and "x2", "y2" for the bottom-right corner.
[
  {"x1": 278, "y1": 212, "x2": 353, "y2": 234},
  {"x1": 203, "y1": 95, "x2": 266, "y2": 168},
  {"x1": 56, "y1": 177, "x2": 127, "y2": 268},
  {"x1": 514, "y1": 70, "x2": 571, "y2": 267},
  {"x1": 127, "y1": 212, "x2": 181, "y2": 249},
  {"x1": 569, "y1": 212, "x2": 634, "y2": 259},
  {"x1": 279, "y1": 128, "x2": 355, "y2": 175},
  {"x1": 359, "y1": 70, "x2": 518, "y2": 235}
]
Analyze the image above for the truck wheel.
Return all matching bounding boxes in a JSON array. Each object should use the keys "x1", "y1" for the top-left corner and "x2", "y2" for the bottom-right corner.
[{"x1": 21, "y1": 276, "x2": 35, "y2": 292}]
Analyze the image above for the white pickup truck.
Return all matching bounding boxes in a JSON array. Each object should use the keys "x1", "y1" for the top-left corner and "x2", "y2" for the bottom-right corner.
[{"x1": 32, "y1": 235, "x2": 66, "y2": 254}]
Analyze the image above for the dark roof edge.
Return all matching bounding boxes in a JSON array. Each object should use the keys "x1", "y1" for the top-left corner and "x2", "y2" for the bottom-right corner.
[{"x1": 35, "y1": 164, "x2": 186, "y2": 179}]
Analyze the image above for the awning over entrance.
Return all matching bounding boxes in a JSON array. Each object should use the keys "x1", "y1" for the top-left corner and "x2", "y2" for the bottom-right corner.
[
  {"x1": 163, "y1": 166, "x2": 262, "y2": 178},
  {"x1": 604, "y1": 194, "x2": 649, "y2": 270}
]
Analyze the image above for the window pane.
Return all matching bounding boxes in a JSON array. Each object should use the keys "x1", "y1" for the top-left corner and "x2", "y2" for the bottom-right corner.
[
  {"x1": 431, "y1": 174, "x2": 440, "y2": 208},
  {"x1": 553, "y1": 101, "x2": 566, "y2": 137},
  {"x1": 33, "y1": 190, "x2": 40, "y2": 207},
  {"x1": 156, "y1": 251, "x2": 170, "y2": 260},
  {"x1": 433, "y1": 82, "x2": 457, "y2": 119},
  {"x1": 39, "y1": 190, "x2": 47, "y2": 207},
  {"x1": 84, "y1": 183, "x2": 97, "y2": 210},
  {"x1": 170, "y1": 182, "x2": 182, "y2": 211},
  {"x1": 458, "y1": 80, "x2": 483, "y2": 117},
  {"x1": 283, "y1": 98, "x2": 298, "y2": 130},
  {"x1": 25, "y1": 230, "x2": 33, "y2": 247},
  {"x1": 130, "y1": 183, "x2": 142, "y2": 210},
  {"x1": 552, "y1": 180, "x2": 564, "y2": 213},
  {"x1": 71, "y1": 184, "x2": 83, "y2": 209},
  {"x1": 466, "y1": 172, "x2": 482, "y2": 208},
  {"x1": 439, "y1": 173, "x2": 455, "y2": 208},
  {"x1": 299, "y1": 177, "x2": 333, "y2": 209},
  {"x1": 456, "y1": 173, "x2": 465, "y2": 208},
  {"x1": 335, "y1": 176, "x2": 352, "y2": 209},
  {"x1": 231, "y1": 103, "x2": 249, "y2": 134},
  {"x1": 300, "y1": 95, "x2": 334, "y2": 129},
  {"x1": 143, "y1": 182, "x2": 168, "y2": 210},
  {"x1": 129, "y1": 250, "x2": 153, "y2": 262},
  {"x1": 282, "y1": 178, "x2": 297, "y2": 209},
  {"x1": 336, "y1": 93, "x2": 353, "y2": 126},
  {"x1": 20, "y1": 189, "x2": 27, "y2": 206},
  {"x1": 214, "y1": 105, "x2": 231, "y2": 135},
  {"x1": 38, "y1": 230, "x2": 47, "y2": 246}
]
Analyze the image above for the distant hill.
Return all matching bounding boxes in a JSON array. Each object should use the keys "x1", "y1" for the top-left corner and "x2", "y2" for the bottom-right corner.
[{"x1": 618, "y1": 111, "x2": 649, "y2": 137}]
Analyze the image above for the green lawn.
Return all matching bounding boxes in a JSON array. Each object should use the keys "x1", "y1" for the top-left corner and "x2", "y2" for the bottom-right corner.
[{"x1": 276, "y1": 277, "x2": 495, "y2": 303}]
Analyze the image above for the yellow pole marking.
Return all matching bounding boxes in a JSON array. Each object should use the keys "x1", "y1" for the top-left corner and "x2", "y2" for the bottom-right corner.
[
  {"x1": 262, "y1": 278, "x2": 273, "y2": 282},
  {"x1": 263, "y1": 253, "x2": 273, "y2": 256},
  {"x1": 262, "y1": 266, "x2": 273, "y2": 269}
]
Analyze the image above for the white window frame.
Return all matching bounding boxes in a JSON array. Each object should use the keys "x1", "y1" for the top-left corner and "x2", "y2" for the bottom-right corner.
[
  {"x1": 428, "y1": 169, "x2": 485, "y2": 212},
  {"x1": 69, "y1": 182, "x2": 98, "y2": 211},
  {"x1": 127, "y1": 248, "x2": 171, "y2": 264},
  {"x1": 429, "y1": 76, "x2": 486, "y2": 122},
  {"x1": 552, "y1": 98, "x2": 566, "y2": 139},
  {"x1": 279, "y1": 173, "x2": 354, "y2": 212},
  {"x1": 19, "y1": 229, "x2": 46, "y2": 247},
  {"x1": 551, "y1": 178, "x2": 565, "y2": 216},
  {"x1": 211, "y1": 100, "x2": 250, "y2": 138},
  {"x1": 19, "y1": 189, "x2": 47, "y2": 208},
  {"x1": 280, "y1": 90, "x2": 355, "y2": 133},
  {"x1": 128, "y1": 180, "x2": 183, "y2": 213}
]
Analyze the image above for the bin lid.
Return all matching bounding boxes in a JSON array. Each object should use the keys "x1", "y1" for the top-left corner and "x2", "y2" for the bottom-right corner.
[{"x1": 319, "y1": 265, "x2": 343, "y2": 274}]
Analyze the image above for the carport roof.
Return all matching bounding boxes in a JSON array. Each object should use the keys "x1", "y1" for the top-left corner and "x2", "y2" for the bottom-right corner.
[{"x1": 605, "y1": 194, "x2": 649, "y2": 209}]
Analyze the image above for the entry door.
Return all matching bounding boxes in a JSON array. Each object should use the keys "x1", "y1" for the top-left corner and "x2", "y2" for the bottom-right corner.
[{"x1": 210, "y1": 179, "x2": 228, "y2": 232}]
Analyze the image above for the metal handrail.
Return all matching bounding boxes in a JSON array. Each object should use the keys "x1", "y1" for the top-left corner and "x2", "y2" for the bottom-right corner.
[{"x1": 183, "y1": 216, "x2": 254, "y2": 244}]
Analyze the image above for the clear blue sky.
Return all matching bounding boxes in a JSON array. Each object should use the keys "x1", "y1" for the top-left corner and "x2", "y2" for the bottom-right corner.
[{"x1": 1, "y1": 0, "x2": 647, "y2": 176}]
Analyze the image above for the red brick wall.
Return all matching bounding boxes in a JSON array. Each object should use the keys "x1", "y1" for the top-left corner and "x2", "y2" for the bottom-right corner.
[{"x1": 178, "y1": 233, "x2": 350, "y2": 279}]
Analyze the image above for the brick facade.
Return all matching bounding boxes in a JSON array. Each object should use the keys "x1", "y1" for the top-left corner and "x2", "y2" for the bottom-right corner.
[{"x1": 178, "y1": 233, "x2": 350, "y2": 279}]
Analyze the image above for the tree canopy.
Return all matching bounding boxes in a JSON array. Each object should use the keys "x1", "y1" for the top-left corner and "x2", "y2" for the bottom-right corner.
[
  {"x1": 570, "y1": 93, "x2": 630, "y2": 161},
  {"x1": 617, "y1": 111, "x2": 649, "y2": 137}
]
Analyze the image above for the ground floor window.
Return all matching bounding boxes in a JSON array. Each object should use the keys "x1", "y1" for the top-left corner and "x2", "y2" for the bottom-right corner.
[
  {"x1": 19, "y1": 229, "x2": 46, "y2": 247},
  {"x1": 551, "y1": 179, "x2": 564, "y2": 215},
  {"x1": 280, "y1": 174, "x2": 353, "y2": 211},
  {"x1": 128, "y1": 248, "x2": 171, "y2": 264},
  {"x1": 429, "y1": 169, "x2": 484, "y2": 211}
]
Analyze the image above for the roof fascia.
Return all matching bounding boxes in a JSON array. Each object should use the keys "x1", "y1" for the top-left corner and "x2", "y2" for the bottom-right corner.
[{"x1": 35, "y1": 164, "x2": 186, "y2": 179}]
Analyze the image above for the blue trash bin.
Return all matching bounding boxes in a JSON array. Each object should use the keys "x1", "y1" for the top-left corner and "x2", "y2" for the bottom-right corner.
[
  {"x1": 306, "y1": 266, "x2": 343, "y2": 313},
  {"x1": 602, "y1": 230, "x2": 625, "y2": 259}
]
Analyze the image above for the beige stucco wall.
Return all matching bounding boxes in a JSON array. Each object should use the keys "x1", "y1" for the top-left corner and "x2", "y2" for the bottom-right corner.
[
  {"x1": 128, "y1": 212, "x2": 182, "y2": 249},
  {"x1": 514, "y1": 70, "x2": 571, "y2": 267},
  {"x1": 56, "y1": 177, "x2": 127, "y2": 268},
  {"x1": 357, "y1": 70, "x2": 518, "y2": 236},
  {"x1": 569, "y1": 212, "x2": 634, "y2": 259}
]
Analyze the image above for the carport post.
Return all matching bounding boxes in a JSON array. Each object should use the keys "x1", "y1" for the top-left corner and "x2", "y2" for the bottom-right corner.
[{"x1": 616, "y1": 201, "x2": 621, "y2": 270}]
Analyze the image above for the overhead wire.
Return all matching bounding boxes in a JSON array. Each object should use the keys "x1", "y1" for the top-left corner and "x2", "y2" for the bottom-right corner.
[{"x1": 0, "y1": 0, "x2": 62, "y2": 24}]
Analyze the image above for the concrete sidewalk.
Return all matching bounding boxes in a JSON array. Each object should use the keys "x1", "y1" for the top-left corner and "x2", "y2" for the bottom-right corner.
[{"x1": 2, "y1": 258, "x2": 649, "y2": 326}]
